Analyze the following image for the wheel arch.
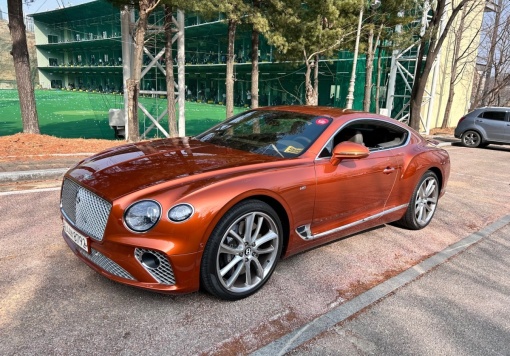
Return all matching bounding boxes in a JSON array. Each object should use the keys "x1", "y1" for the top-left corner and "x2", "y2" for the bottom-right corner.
[
  {"x1": 243, "y1": 195, "x2": 290, "y2": 257},
  {"x1": 428, "y1": 166, "x2": 444, "y2": 194}
]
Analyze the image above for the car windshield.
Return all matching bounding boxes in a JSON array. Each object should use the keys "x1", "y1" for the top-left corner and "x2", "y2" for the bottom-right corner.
[{"x1": 195, "y1": 110, "x2": 332, "y2": 158}]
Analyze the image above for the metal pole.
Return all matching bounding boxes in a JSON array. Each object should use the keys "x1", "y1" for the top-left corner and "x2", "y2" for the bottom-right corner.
[
  {"x1": 346, "y1": 7, "x2": 363, "y2": 110},
  {"x1": 177, "y1": 10, "x2": 186, "y2": 137}
]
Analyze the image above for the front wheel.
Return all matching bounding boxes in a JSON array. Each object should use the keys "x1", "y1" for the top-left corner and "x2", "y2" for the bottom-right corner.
[
  {"x1": 397, "y1": 171, "x2": 440, "y2": 230},
  {"x1": 200, "y1": 200, "x2": 283, "y2": 300},
  {"x1": 461, "y1": 130, "x2": 482, "y2": 148}
]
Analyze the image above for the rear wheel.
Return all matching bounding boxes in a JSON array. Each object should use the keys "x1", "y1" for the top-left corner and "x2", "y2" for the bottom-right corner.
[
  {"x1": 461, "y1": 130, "x2": 482, "y2": 148},
  {"x1": 200, "y1": 200, "x2": 283, "y2": 300},
  {"x1": 397, "y1": 171, "x2": 439, "y2": 230}
]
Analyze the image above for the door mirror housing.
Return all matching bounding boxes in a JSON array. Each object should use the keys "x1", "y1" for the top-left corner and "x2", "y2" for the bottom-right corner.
[{"x1": 330, "y1": 141, "x2": 370, "y2": 165}]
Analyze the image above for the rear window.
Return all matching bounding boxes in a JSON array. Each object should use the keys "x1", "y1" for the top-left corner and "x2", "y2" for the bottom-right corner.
[{"x1": 478, "y1": 111, "x2": 507, "y2": 121}]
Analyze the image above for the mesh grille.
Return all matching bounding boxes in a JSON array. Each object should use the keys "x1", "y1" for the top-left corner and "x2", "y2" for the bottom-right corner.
[
  {"x1": 135, "y1": 248, "x2": 176, "y2": 285},
  {"x1": 79, "y1": 248, "x2": 135, "y2": 280},
  {"x1": 61, "y1": 179, "x2": 111, "y2": 241}
]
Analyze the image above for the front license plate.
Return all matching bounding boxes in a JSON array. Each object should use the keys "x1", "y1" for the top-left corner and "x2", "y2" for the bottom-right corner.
[{"x1": 63, "y1": 220, "x2": 89, "y2": 253}]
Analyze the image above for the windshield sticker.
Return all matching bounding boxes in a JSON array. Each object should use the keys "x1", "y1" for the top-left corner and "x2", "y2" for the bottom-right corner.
[
  {"x1": 284, "y1": 146, "x2": 303, "y2": 154},
  {"x1": 315, "y1": 118, "x2": 330, "y2": 125}
]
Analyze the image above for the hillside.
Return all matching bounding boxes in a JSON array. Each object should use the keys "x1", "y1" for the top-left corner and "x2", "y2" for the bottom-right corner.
[{"x1": 0, "y1": 19, "x2": 38, "y2": 87}]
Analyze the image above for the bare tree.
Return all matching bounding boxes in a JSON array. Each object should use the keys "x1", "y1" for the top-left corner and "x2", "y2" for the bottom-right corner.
[
  {"x1": 7, "y1": 0, "x2": 40, "y2": 134},
  {"x1": 441, "y1": 3, "x2": 482, "y2": 128},
  {"x1": 471, "y1": 0, "x2": 510, "y2": 108},
  {"x1": 409, "y1": 0, "x2": 474, "y2": 131}
]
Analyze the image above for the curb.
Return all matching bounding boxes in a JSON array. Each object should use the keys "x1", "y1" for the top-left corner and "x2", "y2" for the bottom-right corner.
[{"x1": 0, "y1": 168, "x2": 68, "y2": 183}]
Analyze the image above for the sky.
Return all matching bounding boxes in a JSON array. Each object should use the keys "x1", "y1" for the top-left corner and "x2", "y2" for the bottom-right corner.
[{"x1": 1, "y1": 0, "x2": 92, "y2": 21}]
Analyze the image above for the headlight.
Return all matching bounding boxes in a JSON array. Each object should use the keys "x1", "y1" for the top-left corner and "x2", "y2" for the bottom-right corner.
[
  {"x1": 168, "y1": 204, "x2": 194, "y2": 222},
  {"x1": 124, "y1": 200, "x2": 161, "y2": 232}
]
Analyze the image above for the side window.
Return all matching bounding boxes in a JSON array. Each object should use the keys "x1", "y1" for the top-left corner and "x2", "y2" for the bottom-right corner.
[
  {"x1": 319, "y1": 120, "x2": 408, "y2": 157},
  {"x1": 479, "y1": 111, "x2": 506, "y2": 121}
]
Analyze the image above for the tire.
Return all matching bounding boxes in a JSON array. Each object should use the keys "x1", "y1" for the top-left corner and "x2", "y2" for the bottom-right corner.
[
  {"x1": 200, "y1": 200, "x2": 283, "y2": 300},
  {"x1": 397, "y1": 171, "x2": 440, "y2": 230},
  {"x1": 461, "y1": 130, "x2": 482, "y2": 148}
]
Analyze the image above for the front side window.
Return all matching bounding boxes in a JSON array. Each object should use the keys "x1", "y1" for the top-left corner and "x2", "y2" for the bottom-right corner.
[
  {"x1": 479, "y1": 111, "x2": 507, "y2": 121},
  {"x1": 196, "y1": 110, "x2": 332, "y2": 158}
]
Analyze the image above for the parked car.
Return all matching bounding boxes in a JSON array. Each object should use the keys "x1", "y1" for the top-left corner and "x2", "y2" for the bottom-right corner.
[
  {"x1": 60, "y1": 106, "x2": 450, "y2": 300},
  {"x1": 454, "y1": 107, "x2": 510, "y2": 148}
]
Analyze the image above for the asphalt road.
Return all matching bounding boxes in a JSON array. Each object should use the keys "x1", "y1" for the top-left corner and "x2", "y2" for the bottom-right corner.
[{"x1": 1, "y1": 144, "x2": 509, "y2": 355}]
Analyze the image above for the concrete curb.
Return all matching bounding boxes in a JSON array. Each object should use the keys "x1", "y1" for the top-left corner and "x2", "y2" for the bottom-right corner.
[{"x1": 0, "y1": 168, "x2": 68, "y2": 183}]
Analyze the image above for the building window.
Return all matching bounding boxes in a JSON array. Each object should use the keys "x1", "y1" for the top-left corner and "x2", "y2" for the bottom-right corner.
[
  {"x1": 48, "y1": 34, "x2": 58, "y2": 44},
  {"x1": 49, "y1": 58, "x2": 58, "y2": 66}
]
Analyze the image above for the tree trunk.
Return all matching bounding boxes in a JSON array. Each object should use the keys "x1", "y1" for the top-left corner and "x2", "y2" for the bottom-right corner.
[
  {"x1": 164, "y1": 5, "x2": 178, "y2": 137},
  {"x1": 313, "y1": 55, "x2": 319, "y2": 105},
  {"x1": 251, "y1": 27, "x2": 259, "y2": 108},
  {"x1": 226, "y1": 19, "x2": 236, "y2": 118},
  {"x1": 442, "y1": 6, "x2": 467, "y2": 129},
  {"x1": 363, "y1": 25, "x2": 375, "y2": 112},
  {"x1": 304, "y1": 54, "x2": 318, "y2": 106},
  {"x1": 375, "y1": 45, "x2": 383, "y2": 114},
  {"x1": 481, "y1": 0, "x2": 503, "y2": 106},
  {"x1": 127, "y1": 0, "x2": 158, "y2": 142},
  {"x1": 409, "y1": 0, "x2": 470, "y2": 131},
  {"x1": 7, "y1": 0, "x2": 40, "y2": 134}
]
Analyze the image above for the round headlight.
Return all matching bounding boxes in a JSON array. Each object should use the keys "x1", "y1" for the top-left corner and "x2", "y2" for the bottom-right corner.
[
  {"x1": 124, "y1": 200, "x2": 161, "y2": 232},
  {"x1": 168, "y1": 204, "x2": 194, "y2": 222}
]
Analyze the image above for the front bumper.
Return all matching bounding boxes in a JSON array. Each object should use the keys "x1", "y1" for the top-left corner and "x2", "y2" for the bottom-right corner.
[{"x1": 62, "y1": 223, "x2": 201, "y2": 294}]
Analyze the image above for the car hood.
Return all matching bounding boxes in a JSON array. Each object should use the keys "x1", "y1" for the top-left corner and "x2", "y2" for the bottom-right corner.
[{"x1": 66, "y1": 137, "x2": 283, "y2": 200}]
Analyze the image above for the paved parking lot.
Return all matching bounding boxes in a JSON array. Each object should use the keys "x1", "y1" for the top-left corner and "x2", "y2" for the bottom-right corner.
[{"x1": 1, "y1": 144, "x2": 509, "y2": 355}]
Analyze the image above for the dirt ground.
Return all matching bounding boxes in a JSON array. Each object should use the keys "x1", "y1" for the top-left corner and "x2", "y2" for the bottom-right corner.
[
  {"x1": 0, "y1": 133, "x2": 125, "y2": 159},
  {"x1": 0, "y1": 128, "x2": 454, "y2": 160}
]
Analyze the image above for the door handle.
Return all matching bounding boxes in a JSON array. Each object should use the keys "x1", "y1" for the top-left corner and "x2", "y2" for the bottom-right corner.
[{"x1": 383, "y1": 167, "x2": 395, "y2": 174}]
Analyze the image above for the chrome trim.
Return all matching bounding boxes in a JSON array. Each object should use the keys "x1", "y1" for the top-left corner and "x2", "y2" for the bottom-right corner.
[
  {"x1": 315, "y1": 118, "x2": 411, "y2": 161},
  {"x1": 134, "y1": 248, "x2": 176, "y2": 285},
  {"x1": 78, "y1": 248, "x2": 135, "y2": 280},
  {"x1": 296, "y1": 204, "x2": 408, "y2": 241}
]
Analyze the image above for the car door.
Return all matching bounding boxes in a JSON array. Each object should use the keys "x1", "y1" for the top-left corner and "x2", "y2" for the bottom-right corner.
[
  {"x1": 477, "y1": 110, "x2": 509, "y2": 142},
  {"x1": 504, "y1": 112, "x2": 510, "y2": 142},
  {"x1": 311, "y1": 122, "x2": 399, "y2": 237}
]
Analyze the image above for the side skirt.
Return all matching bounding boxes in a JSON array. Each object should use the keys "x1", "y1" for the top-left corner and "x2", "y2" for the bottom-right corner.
[{"x1": 296, "y1": 204, "x2": 408, "y2": 241}]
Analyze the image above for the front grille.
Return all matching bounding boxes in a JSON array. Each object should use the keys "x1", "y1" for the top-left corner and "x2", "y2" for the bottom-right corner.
[
  {"x1": 79, "y1": 248, "x2": 135, "y2": 280},
  {"x1": 135, "y1": 248, "x2": 176, "y2": 285},
  {"x1": 61, "y1": 179, "x2": 111, "y2": 241}
]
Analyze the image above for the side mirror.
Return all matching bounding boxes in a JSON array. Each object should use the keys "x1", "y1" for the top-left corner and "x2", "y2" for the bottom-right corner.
[{"x1": 330, "y1": 141, "x2": 370, "y2": 166}]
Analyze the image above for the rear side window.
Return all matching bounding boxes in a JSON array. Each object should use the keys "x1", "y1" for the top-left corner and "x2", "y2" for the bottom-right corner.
[
  {"x1": 319, "y1": 119, "x2": 409, "y2": 157},
  {"x1": 478, "y1": 111, "x2": 507, "y2": 121}
]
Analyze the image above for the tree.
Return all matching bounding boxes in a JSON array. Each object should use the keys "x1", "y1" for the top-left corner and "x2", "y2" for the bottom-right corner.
[
  {"x1": 362, "y1": 0, "x2": 416, "y2": 112},
  {"x1": 471, "y1": 0, "x2": 510, "y2": 108},
  {"x1": 441, "y1": 4, "x2": 481, "y2": 128},
  {"x1": 199, "y1": 1, "x2": 251, "y2": 118},
  {"x1": 409, "y1": 0, "x2": 473, "y2": 131},
  {"x1": 7, "y1": 0, "x2": 40, "y2": 134},
  {"x1": 164, "y1": 4, "x2": 178, "y2": 137},
  {"x1": 264, "y1": 0, "x2": 358, "y2": 106}
]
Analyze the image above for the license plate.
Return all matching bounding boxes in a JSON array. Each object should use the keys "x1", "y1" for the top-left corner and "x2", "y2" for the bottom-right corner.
[{"x1": 63, "y1": 220, "x2": 89, "y2": 253}]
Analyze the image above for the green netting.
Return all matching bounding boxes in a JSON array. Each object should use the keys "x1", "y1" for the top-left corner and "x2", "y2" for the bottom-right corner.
[{"x1": 0, "y1": 89, "x2": 245, "y2": 139}]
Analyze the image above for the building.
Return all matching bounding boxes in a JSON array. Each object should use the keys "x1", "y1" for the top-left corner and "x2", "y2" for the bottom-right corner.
[{"x1": 30, "y1": 0, "x2": 486, "y2": 132}]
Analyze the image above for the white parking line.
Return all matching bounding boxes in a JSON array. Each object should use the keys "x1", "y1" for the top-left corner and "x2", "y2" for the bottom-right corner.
[{"x1": 0, "y1": 187, "x2": 61, "y2": 196}]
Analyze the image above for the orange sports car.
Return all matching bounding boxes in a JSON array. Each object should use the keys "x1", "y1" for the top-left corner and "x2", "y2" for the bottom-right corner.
[{"x1": 60, "y1": 106, "x2": 450, "y2": 300}]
